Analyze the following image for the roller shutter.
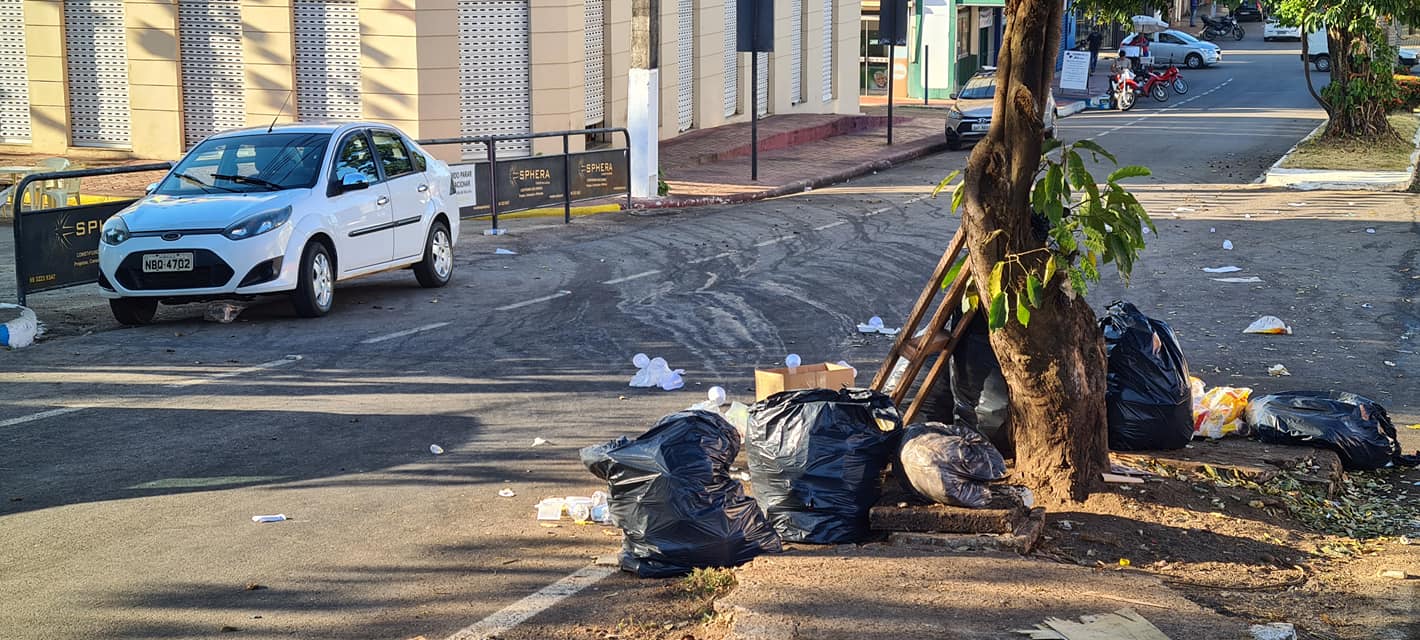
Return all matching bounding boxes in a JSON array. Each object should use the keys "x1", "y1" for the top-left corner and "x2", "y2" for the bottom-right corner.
[
  {"x1": 458, "y1": 0, "x2": 532, "y2": 158},
  {"x1": 676, "y1": 0, "x2": 694, "y2": 131},
  {"x1": 585, "y1": 0, "x2": 605, "y2": 126},
  {"x1": 722, "y1": 0, "x2": 737, "y2": 117},
  {"x1": 293, "y1": 0, "x2": 361, "y2": 121},
  {"x1": 64, "y1": 0, "x2": 130, "y2": 148},
  {"x1": 0, "y1": 1, "x2": 29, "y2": 143},
  {"x1": 179, "y1": 1, "x2": 245, "y2": 148},
  {"x1": 821, "y1": 0, "x2": 833, "y2": 102},
  {"x1": 789, "y1": 0, "x2": 802, "y2": 104},
  {"x1": 756, "y1": 52, "x2": 768, "y2": 116}
]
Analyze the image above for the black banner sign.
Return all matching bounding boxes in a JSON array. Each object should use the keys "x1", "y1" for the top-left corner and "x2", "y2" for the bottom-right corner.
[
  {"x1": 16, "y1": 200, "x2": 136, "y2": 297},
  {"x1": 453, "y1": 148, "x2": 628, "y2": 218}
]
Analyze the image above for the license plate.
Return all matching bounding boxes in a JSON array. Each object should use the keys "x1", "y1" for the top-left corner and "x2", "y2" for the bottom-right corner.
[
  {"x1": 141, "y1": 252, "x2": 194, "y2": 273},
  {"x1": 971, "y1": 123, "x2": 991, "y2": 132}
]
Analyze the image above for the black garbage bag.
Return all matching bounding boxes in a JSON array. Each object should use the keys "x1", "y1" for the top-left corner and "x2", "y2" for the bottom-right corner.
[
  {"x1": 897, "y1": 422, "x2": 1007, "y2": 508},
  {"x1": 746, "y1": 388, "x2": 902, "y2": 544},
  {"x1": 914, "y1": 311, "x2": 1013, "y2": 455},
  {"x1": 581, "y1": 410, "x2": 783, "y2": 578},
  {"x1": 1247, "y1": 391, "x2": 1420, "y2": 471},
  {"x1": 1101, "y1": 301, "x2": 1194, "y2": 451}
]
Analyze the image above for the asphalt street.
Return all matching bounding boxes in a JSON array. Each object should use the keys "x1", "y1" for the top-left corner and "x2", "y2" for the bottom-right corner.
[{"x1": 5, "y1": 30, "x2": 1403, "y2": 640}]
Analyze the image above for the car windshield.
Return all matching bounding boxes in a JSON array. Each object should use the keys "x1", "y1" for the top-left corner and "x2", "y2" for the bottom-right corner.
[
  {"x1": 1170, "y1": 30, "x2": 1200, "y2": 44},
  {"x1": 958, "y1": 76, "x2": 996, "y2": 100},
  {"x1": 154, "y1": 132, "x2": 331, "y2": 196}
]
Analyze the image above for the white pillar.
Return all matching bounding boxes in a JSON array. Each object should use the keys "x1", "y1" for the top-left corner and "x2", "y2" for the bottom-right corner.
[{"x1": 628, "y1": 68, "x2": 660, "y2": 198}]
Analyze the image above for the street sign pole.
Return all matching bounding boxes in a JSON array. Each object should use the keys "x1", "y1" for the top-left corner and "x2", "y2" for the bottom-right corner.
[
  {"x1": 751, "y1": 52, "x2": 759, "y2": 181},
  {"x1": 887, "y1": 44, "x2": 895, "y2": 145}
]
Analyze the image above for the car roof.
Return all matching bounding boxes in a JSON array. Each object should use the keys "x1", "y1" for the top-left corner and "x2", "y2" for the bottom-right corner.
[{"x1": 204, "y1": 121, "x2": 403, "y2": 140}]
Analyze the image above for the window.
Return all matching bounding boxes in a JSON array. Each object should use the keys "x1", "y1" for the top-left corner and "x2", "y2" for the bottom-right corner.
[
  {"x1": 1159, "y1": 33, "x2": 1183, "y2": 44},
  {"x1": 957, "y1": 75, "x2": 995, "y2": 99},
  {"x1": 334, "y1": 132, "x2": 379, "y2": 184},
  {"x1": 154, "y1": 132, "x2": 330, "y2": 195},
  {"x1": 371, "y1": 130, "x2": 414, "y2": 178},
  {"x1": 411, "y1": 148, "x2": 427, "y2": 172}
]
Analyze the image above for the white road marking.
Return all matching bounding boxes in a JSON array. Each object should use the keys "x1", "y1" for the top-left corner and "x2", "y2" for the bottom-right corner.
[
  {"x1": 687, "y1": 251, "x2": 737, "y2": 265},
  {"x1": 4, "y1": 355, "x2": 305, "y2": 428},
  {"x1": 813, "y1": 220, "x2": 848, "y2": 231},
  {"x1": 496, "y1": 290, "x2": 572, "y2": 311},
  {"x1": 165, "y1": 355, "x2": 304, "y2": 388},
  {"x1": 0, "y1": 406, "x2": 86, "y2": 429},
  {"x1": 1084, "y1": 78, "x2": 1233, "y2": 140},
  {"x1": 359, "y1": 322, "x2": 451, "y2": 345},
  {"x1": 601, "y1": 270, "x2": 661, "y2": 285},
  {"x1": 445, "y1": 564, "x2": 617, "y2": 640},
  {"x1": 754, "y1": 236, "x2": 790, "y2": 247}
]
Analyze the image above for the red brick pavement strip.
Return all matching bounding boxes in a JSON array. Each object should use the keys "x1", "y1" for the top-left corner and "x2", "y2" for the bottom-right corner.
[{"x1": 639, "y1": 116, "x2": 948, "y2": 209}]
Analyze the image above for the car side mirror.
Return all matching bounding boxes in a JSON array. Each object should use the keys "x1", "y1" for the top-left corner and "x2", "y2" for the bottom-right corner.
[
  {"x1": 340, "y1": 173, "x2": 370, "y2": 193},
  {"x1": 949, "y1": 92, "x2": 958, "y2": 100},
  {"x1": 146, "y1": 182, "x2": 158, "y2": 194}
]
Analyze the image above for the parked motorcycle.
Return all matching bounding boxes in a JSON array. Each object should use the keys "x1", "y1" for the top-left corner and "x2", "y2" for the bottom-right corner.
[
  {"x1": 1200, "y1": 15, "x2": 1244, "y2": 41},
  {"x1": 1110, "y1": 66, "x2": 1139, "y2": 111},
  {"x1": 1138, "y1": 68, "x2": 1171, "y2": 102},
  {"x1": 1149, "y1": 64, "x2": 1188, "y2": 95}
]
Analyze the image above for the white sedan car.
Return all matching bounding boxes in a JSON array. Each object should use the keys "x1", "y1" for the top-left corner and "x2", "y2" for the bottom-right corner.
[
  {"x1": 98, "y1": 122, "x2": 457, "y2": 324},
  {"x1": 1263, "y1": 19, "x2": 1301, "y2": 41}
]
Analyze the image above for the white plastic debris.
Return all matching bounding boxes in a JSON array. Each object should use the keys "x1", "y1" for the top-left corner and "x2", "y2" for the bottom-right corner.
[
  {"x1": 785, "y1": 353, "x2": 801, "y2": 370},
  {"x1": 483, "y1": 228, "x2": 507, "y2": 236},
  {"x1": 1222, "y1": 240, "x2": 1234, "y2": 250},
  {"x1": 1287, "y1": 202, "x2": 1307, "y2": 207},
  {"x1": 1210, "y1": 227, "x2": 1217, "y2": 233},
  {"x1": 495, "y1": 248, "x2": 518, "y2": 255},
  {"x1": 536, "y1": 498, "x2": 564, "y2": 520},
  {"x1": 690, "y1": 386, "x2": 729, "y2": 411},
  {"x1": 1244, "y1": 316, "x2": 1293, "y2": 335},
  {"x1": 857, "y1": 316, "x2": 886, "y2": 333},
  {"x1": 629, "y1": 353, "x2": 656, "y2": 387},
  {"x1": 0, "y1": 303, "x2": 40, "y2": 349},
  {"x1": 1174, "y1": 207, "x2": 1196, "y2": 213},
  {"x1": 252, "y1": 514, "x2": 288, "y2": 523},
  {"x1": 531, "y1": 437, "x2": 549, "y2": 447},
  {"x1": 1268, "y1": 364, "x2": 1292, "y2": 377},
  {"x1": 629, "y1": 353, "x2": 684, "y2": 390},
  {"x1": 1384, "y1": 361, "x2": 1397, "y2": 367},
  {"x1": 1202, "y1": 266, "x2": 1242, "y2": 273},
  {"x1": 204, "y1": 302, "x2": 245, "y2": 324},
  {"x1": 835, "y1": 360, "x2": 859, "y2": 378},
  {"x1": 659, "y1": 366, "x2": 685, "y2": 391},
  {"x1": 429, "y1": 444, "x2": 445, "y2": 455},
  {"x1": 591, "y1": 491, "x2": 610, "y2": 523},
  {"x1": 1365, "y1": 228, "x2": 1376, "y2": 234},
  {"x1": 1213, "y1": 277, "x2": 1263, "y2": 283},
  {"x1": 1249, "y1": 623, "x2": 1298, "y2": 640},
  {"x1": 498, "y1": 488, "x2": 516, "y2": 498}
]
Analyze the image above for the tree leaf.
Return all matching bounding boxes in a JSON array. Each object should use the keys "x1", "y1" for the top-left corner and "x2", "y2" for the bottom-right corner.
[
  {"x1": 951, "y1": 181, "x2": 966, "y2": 214},
  {"x1": 1072, "y1": 139, "x2": 1117, "y2": 164},
  {"x1": 1068, "y1": 267, "x2": 1088, "y2": 297},
  {"x1": 1107, "y1": 165, "x2": 1152, "y2": 182},
  {"x1": 1016, "y1": 293, "x2": 1031, "y2": 327},
  {"x1": 1043, "y1": 254, "x2": 1058, "y2": 287},
  {"x1": 931, "y1": 170, "x2": 961, "y2": 198},
  {"x1": 1041, "y1": 137, "x2": 1063, "y2": 156},
  {"x1": 988, "y1": 261, "x2": 1005, "y2": 300},
  {"x1": 941, "y1": 255, "x2": 969, "y2": 290},
  {"x1": 988, "y1": 291, "x2": 1007, "y2": 331},
  {"x1": 1026, "y1": 273, "x2": 1043, "y2": 307}
]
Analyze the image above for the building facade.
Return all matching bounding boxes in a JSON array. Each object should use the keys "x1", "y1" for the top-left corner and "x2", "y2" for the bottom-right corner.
[{"x1": 2, "y1": 0, "x2": 861, "y2": 162}]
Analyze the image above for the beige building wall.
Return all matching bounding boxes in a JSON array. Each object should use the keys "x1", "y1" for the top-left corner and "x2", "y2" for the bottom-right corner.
[
  {"x1": 360, "y1": 1, "x2": 421, "y2": 137},
  {"x1": 21, "y1": 1, "x2": 67, "y2": 155},
  {"x1": 126, "y1": 1, "x2": 182, "y2": 158},
  {"x1": 243, "y1": 0, "x2": 297, "y2": 129}
]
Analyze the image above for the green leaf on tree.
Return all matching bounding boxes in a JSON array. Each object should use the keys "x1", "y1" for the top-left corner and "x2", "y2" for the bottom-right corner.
[
  {"x1": 932, "y1": 170, "x2": 961, "y2": 199},
  {"x1": 1026, "y1": 273, "x2": 1043, "y2": 308},
  {"x1": 1068, "y1": 267, "x2": 1089, "y2": 297},
  {"x1": 988, "y1": 291, "x2": 1007, "y2": 330},
  {"x1": 941, "y1": 255, "x2": 969, "y2": 291},
  {"x1": 1016, "y1": 293, "x2": 1031, "y2": 327},
  {"x1": 952, "y1": 181, "x2": 966, "y2": 215},
  {"x1": 1043, "y1": 254, "x2": 1058, "y2": 288},
  {"x1": 1107, "y1": 165, "x2": 1151, "y2": 182},
  {"x1": 988, "y1": 261, "x2": 1005, "y2": 301},
  {"x1": 1072, "y1": 139, "x2": 1118, "y2": 164}
]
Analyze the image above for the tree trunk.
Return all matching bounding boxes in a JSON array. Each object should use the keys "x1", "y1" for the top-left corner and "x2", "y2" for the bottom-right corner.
[
  {"x1": 1323, "y1": 27, "x2": 1397, "y2": 140},
  {"x1": 958, "y1": 0, "x2": 1110, "y2": 505}
]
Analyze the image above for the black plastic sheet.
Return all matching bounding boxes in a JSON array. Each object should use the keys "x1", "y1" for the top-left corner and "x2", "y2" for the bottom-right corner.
[
  {"x1": 747, "y1": 388, "x2": 902, "y2": 544},
  {"x1": 582, "y1": 410, "x2": 783, "y2": 578},
  {"x1": 897, "y1": 422, "x2": 1007, "y2": 508},
  {"x1": 1101, "y1": 301, "x2": 1194, "y2": 451},
  {"x1": 1247, "y1": 391, "x2": 1420, "y2": 471}
]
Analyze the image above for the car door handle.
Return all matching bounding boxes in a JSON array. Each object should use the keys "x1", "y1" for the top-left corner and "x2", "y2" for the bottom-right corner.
[
  {"x1": 377, "y1": 196, "x2": 389, "y2": 206},
  {"x1": 417, "y1": 184, "x2": 429, "y2": 193}
]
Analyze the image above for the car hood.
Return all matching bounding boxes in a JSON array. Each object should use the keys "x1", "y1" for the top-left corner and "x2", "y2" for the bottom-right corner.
[
  {"x1": 954, "y1": 97, "x2": 995, "y2": 118},
  {"x1": 119, "y1": 191, "x2": 307, "y2": 232},
  {"x1": 1401, "y1": 48, "x2": 1418, "y2": 59}
]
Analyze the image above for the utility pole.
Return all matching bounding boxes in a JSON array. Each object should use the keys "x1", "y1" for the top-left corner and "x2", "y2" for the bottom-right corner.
[{"x1": 629, "y1": 0, "x2": 660, "y2": 198}]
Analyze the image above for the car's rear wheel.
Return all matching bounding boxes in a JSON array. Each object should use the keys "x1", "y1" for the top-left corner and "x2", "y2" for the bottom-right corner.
[
  {"x1": 1185, "y1": 53, "x2": 1204, "y2": 69},
  {"x1": 413, "y1": 220, "x2": 453, "y2": 288},
  {"x1": 292, "y1": 241, "x2": 334, "y2": 318},
  {"x1": 1314, "y1": 55, "x2": 1331, "y2": 72},
  {"x1": 110, "y1": 298, "x2": 158, "y2": 326}
]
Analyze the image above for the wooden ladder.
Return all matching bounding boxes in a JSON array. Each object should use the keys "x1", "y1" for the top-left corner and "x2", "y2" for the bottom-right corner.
[{"x1": 869, "y1": 227, "x2": 978, "y2": 424}]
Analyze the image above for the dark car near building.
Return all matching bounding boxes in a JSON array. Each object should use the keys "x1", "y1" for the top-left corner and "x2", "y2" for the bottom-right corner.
[{"x1": 1232, "y1": 1, "x2": 1264, "y2": 22}]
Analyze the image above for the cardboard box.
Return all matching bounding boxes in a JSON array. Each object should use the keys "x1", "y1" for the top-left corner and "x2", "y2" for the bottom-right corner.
[{"x1": 754, "y1": 362, "x2": 858, "y2": 401}]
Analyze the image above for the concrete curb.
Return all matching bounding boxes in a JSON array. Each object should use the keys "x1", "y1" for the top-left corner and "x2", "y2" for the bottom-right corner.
[
  {"x1": 632, "y1": 136, "x2": 949, "y2": 210},
  {"x1": 1262, "y1": 114, "x2": 1420, "y2": 191},
  {"x1": 1057, "y1": 100, "x2": 1088, "y2": 118}
]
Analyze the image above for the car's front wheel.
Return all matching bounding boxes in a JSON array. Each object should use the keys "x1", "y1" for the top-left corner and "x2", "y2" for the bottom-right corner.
[
  {"x1": 413, "y1": 220, "x2": 453, "y2": 288},
  {"x1": 110, "y1": 298, "x2": 158, "y2": 325},
  {"x1": 292, "y1": 241, "x2": 335, "y2": 318},
  {"x1": 1185, "y1": 53, "x2": 1204, "y2": 69},
  {"x1": 1314, "y1": 55, "x2": 1331, "y2": 72}
]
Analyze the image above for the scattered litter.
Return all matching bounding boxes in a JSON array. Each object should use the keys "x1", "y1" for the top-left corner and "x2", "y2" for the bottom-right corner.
[
  {"x1": 1213, "y1": 277, "x2": 1263, "y2": 283},
  {"x1": 1407, "y1": 424, "x2": 1420, "y2": 431},
  {"x1": 482, "y1": 228, "x2": 506, "y2": 236},
  {"x1": 1244, "y1": 316, "x2": 1293, "y2": 335},
  {"x1": 856, "y1": 316, "x2": 901, "y2": 335},
  {"x1": 429, "y1": 444, "x2": 445, "y2": 455},
  {"x1": 1056, "y1": 520, "x2": 1074, "y2": 531},
  {"x1": 1209, "y1": 227, "x2": 1216, "y2": 233},
  {"x1": 1173, "y1": 207, "x2": 1196, "y2": 213},
  {"x1": 897, "y1": 421, "x2": 1007, "y2": 508},
  {"x1": 498, "y1": 488, "x2": 516, "y2": 497},
  {"x1": 1288, "y1": 202, "x2": 1308, "y2": 207},
  {"x1": 1267, "y1": 364, "x2": 1291, "y2": 377},
  {"x1": 1014, "y1": 608, "x2": 1170, "y2": 639},
  {"x1": 531, "y1": 437, "x2": 549, "y2": 447},
  {"x1": 629, "y1": 353, "x2": 686, "y2": 390},
  {"x1": 1378, "y1": 569, "x2": 1411, "y2": 580},
  {"x1": 1201, "y1": 266, "x2": 1242, "y2": 273},
  {"x1": 591, "y1": 491, "x2": 610, "y2": 523},
  {"x1": 784, "y1": 353, "x2": 801, "y2": 370},
  {"x1": 690, "y1": 386, "x2": 729, "y2": 411},
  {"x1": 1118, "y1": 558, "x2": 1131, "y2": 567},
  {"x1": 1365, "y1": 228, "x2": 1376, "y2": 234},
  {"x1": 1222, "y1": 240, "x2": 1234, "y2": 250},
  {"x1": 1384, "y1": 361, "x2": 1397, "y2": 367},
  {"x1": 0, "y1": 303, "x2": 40, "y2": 349},
  {"x1": 565, "y1": 496, "x2": 594, "y2": 523},
  {"x1": 536, "y1": 498, "x2": 565, "y2": 520},
  {"x1": 1250, "y1": 622, "x2": 1298, "y2": 640},
  {"x1": 495, "y1": 248, "x2": 518, "y2": 255},
  {"x1": 251, "y1": 514, "x2": 288, "y2": 523},
  {"x1": 1248, "y1": 391, "x2": 1420, "y2": 470},
  {"x1": 1103, "y1": 473, "x2": 1145, "y2": 484},
  {"x1": 204, "y1": 302, "x2": 245, "y2": 324},
  {"x1": 1189, "y1": 377, "x2": 1252, "y2": 439},
  {"x1": 1361, "y1": 303, "x2": 1374, "y2": 309}
]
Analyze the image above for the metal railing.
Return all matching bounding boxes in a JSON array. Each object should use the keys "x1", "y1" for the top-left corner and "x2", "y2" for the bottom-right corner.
[
  {"x1": 418, "y1": 127, "x2": 632, "y2": 233},
  {"x1": 11, "y1": 163, "x2": 173, "y2": 305}
]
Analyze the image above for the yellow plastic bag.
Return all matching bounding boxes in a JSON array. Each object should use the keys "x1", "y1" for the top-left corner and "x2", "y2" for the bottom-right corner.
[{"x1": 1191, "y1": 377, "x2": 1252, "y2": 439}]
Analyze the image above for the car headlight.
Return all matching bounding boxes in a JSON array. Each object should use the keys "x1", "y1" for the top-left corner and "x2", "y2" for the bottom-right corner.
[
  {"x1": 101, "y1": 216, "x2": 130, "y2": 246},
  {"x1": 223, "y1": 206, "x2": 292, "y2": 241}
]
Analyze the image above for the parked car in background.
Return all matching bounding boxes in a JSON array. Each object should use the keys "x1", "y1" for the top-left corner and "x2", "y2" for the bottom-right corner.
[
  {"x1": 1262, "y1": 18, "x2": 1301, "y2": 41},
  {"x1": 98, "y1": 122, "x2": 457, "y2": 325},
  {"x1": 1232, "y1": 1, "x2": 1264, "y2": 22},
  {"x1": 1304, "y1": 28, "x2": 1419, "y2": 73},
  {"x1": 1124, "y1": 30, "x2": 1223, "y2": 69},
  {"x1": 945, "y1": 69, "x2": 1056, "y2": 150}
]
